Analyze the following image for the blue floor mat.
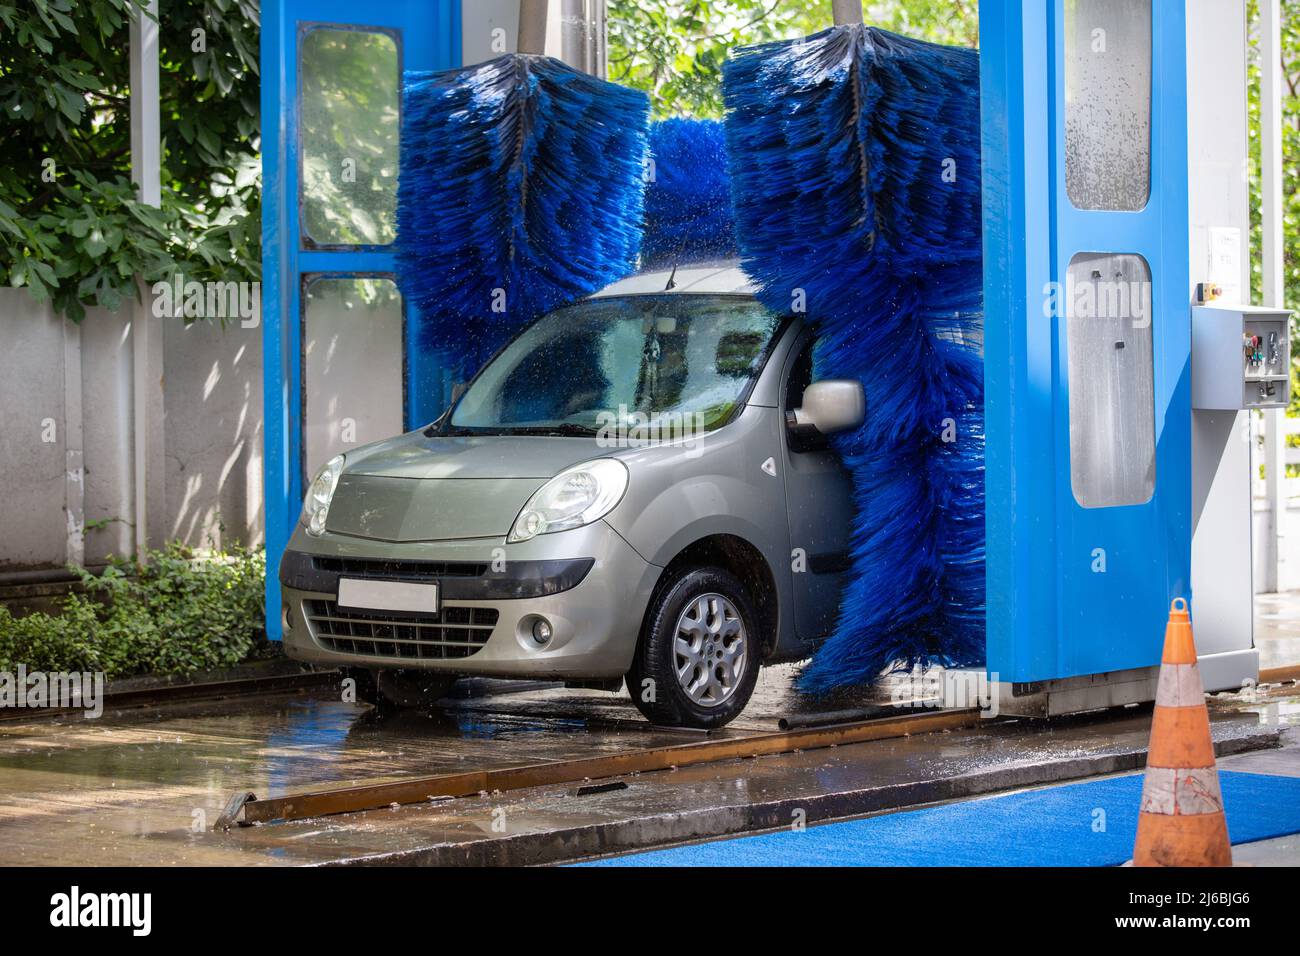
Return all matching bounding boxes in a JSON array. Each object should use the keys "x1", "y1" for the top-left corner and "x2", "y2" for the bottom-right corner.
[{"x1": 581, "y1": 771, "x2": 1300, "y2": 867}]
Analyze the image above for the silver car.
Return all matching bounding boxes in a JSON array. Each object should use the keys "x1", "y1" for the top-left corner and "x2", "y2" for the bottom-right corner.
[{"x1": 279, "y1": 262, "x2": 862, "y2": 728}]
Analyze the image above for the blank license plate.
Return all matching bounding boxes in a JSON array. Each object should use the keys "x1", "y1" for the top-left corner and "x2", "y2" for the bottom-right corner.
[{"x1": 337, "y1": 578, "x2": 439, "y2": 615}]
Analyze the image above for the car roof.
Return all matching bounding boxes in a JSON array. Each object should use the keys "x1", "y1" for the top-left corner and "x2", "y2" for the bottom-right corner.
[{"x1": 589, "y1": 259, "x2": 756, "y2": 298}]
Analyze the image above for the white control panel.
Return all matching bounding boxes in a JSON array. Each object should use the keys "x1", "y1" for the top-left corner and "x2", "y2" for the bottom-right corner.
[{"x1": 1192, "y1": 305, "x2": 1292, "y2": 410}]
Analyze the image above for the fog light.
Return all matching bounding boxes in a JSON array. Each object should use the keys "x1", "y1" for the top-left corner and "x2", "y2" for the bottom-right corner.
[
  {"x1": 531, "y1": 618, "x2": 553, "y2": 646},
  {"x1": 282, "y1": 603, "x2": 294, "y2": 632}
]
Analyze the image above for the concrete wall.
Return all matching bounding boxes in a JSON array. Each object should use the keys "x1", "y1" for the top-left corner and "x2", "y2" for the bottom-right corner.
[
  {"x1": 161, "y1": 316, "x2": 263, "y2": 550},
  {"x1": 0, "y1": 294, "x2": 69, "y2": 570},
  {"x1": 0, "y1": 289, "x2": 263, "y2": 573},
  {"x1": 79, "y1": 308, "x2": 136, "y2": 563}
]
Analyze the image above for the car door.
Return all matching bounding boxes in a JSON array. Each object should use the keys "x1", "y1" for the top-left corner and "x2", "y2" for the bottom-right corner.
[{"x1": 779, "y1": 333, "x2": 855, "y2": 643}]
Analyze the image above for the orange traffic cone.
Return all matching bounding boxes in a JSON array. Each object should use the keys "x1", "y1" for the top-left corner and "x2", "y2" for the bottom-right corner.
[{"x1": 1132, "y1": 598, "x2": 1232, "y2": 866}]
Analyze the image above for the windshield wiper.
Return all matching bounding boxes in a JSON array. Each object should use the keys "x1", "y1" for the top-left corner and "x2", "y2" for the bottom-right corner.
[
  {"x1": 487, "y1": 423, "x2": 599, "y2": 437},
  {"x1": 436, "y1": 423, "x2": 599, "y2": 437},
  {"x1": 523, "y1": 423, "x2": 599, "y2": 437}
]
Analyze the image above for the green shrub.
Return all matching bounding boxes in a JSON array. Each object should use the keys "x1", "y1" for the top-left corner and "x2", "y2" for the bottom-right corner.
[{"x1": 0, "y1": 543, "x2": 268, "y2": 680}]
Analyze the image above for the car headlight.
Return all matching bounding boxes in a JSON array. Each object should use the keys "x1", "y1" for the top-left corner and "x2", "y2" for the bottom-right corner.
[
  {"x1": 302, "y1": 454, "x2": 345, "y2": 536},
  {"x1": 508, "y1": 459, "x2": 628, "y2": 543}
]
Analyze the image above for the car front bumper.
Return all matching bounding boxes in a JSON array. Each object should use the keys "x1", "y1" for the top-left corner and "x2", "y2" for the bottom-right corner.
[{"x1": 277, "y1": 520, "x2": 659, "y2": 680}]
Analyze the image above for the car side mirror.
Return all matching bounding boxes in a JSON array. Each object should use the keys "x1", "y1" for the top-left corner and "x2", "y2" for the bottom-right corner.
[{"x1": 788, "y1": 379, "x2": 865, "y2": 436}]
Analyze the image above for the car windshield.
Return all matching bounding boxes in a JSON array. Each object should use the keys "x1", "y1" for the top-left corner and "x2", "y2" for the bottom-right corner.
[{"x1": 448, "y1": 295, "x2": 782, "y2": 436}]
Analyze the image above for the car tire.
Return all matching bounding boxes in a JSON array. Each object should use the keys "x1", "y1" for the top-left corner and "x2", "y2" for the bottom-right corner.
[
  {"x1": 628, "y1": 567, "x2": 761, "y2": 729},
  {"x1": 372, "y1": 669, "x2": 458, "y2": 710}
]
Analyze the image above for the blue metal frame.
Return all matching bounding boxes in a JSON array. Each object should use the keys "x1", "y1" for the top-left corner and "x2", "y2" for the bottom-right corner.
[
  {"x1": 261, "y1": 0, "x2": 460, "y2": 639},
  {"x1": 981, "y1": 0, "x2": 1191, "y2": 682}
]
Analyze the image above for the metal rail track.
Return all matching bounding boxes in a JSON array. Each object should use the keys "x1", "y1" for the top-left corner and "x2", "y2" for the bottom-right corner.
[
  {"x1": 0, "y1": 669, "x2": 339, "y2": 722},
  {"x1": 1260, "y1": 663, "x2": 1300, "y2": 685},
  {"x1": 6, "y1": 662, "x2": 1290, "y2": 729},
  {"x1": 219, "y1": 706, "x2": 984, "y2": 829}
]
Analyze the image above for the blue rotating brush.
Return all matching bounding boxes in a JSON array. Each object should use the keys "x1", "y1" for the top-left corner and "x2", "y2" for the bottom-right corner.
[
  {"x1": 396, "y1": 0, "x2": 650, "y2": 379},
  {"x1": 722, "y1": 1, "x2": 986, "y2": 691},
  {"x1": 642, "y1": 118, "x2": 738, "y2": 268}
]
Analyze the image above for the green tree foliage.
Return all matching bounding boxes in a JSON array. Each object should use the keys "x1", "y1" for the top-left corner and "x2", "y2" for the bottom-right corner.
[
  {"x1": 0, "y1": 0, "x2": 260, "y2": 321},
  {"x1": 607, "y1": 0, "x2": 977, "y2": 119}
]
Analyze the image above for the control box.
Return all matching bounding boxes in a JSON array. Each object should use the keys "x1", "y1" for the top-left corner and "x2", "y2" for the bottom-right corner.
[{"x1": 1192, "y1": 305, "x2": 1292, "y2": 410}]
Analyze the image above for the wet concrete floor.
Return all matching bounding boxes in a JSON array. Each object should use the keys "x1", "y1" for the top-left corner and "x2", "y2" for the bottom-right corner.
[
  {"x1": 1256, "y1": 591, "x2": 1300, "y2": 670},
  {"x1": 0, "y1": 663, "x2": 1292, "y2": 866},
  {"x1": 0, "y1": 664, "x2": 880, "y2": 865}
]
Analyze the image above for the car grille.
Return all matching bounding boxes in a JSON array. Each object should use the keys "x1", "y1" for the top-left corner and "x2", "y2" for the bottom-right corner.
[
  {"x1": 305, "y1": 600, "x2": 498, "y2": 660},
  {"x1": 310, "y1": 556, "x2": 489, "y2": 579}
]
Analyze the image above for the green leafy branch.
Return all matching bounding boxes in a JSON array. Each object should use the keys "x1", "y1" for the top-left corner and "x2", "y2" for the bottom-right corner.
[{"x1": 0, "y1": 0, "x2": 261, "y2": 322}]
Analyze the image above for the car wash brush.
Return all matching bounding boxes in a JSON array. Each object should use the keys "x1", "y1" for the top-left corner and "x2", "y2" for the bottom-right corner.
[
  {"x1": 641, "y1": 117, "x2": 738, "y2": 269},
  {"x1": 396, "y1": 0, "x2": 650, "y2": 378},
  {"x1": 722, "y1": 0, "x2": 985, "y2": 691}
]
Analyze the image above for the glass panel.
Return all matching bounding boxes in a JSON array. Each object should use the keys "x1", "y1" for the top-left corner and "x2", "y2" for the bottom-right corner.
[
  {"x1": 1064, "y1": 0, "x2": 1151, "y2": 211},
  {"x1": 299, "y1": 28, "x2": 399, "y2": 246},
  {"x1": 1066, "y1": 253, "x2": 1155, "y2": 508},
  {"x1": 303, "y1": 278, "x2": 404, "y2": 480}
]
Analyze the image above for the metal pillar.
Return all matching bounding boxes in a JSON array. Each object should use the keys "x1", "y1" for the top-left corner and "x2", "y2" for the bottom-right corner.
[
  {"x1": 1259, "y1": 0, "x2": 1286, "y2": 594},
  {"x1": 831, "y1": 0, "x2": 864, "y2": 25},
  {"x1": 518, "y1": 0, "x2": 549, "y2": 55},
  {"x1": 129, "y1": 0, "x2": 163, "y2": 561},
  {"x1": 561, "y1": 0, "x2": 606, "y2": 76}
]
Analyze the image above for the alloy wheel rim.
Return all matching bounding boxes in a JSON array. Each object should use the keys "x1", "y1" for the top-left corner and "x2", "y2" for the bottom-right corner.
[{"x1": 672, "y1": 593, "x2": 747, "y2": 707}]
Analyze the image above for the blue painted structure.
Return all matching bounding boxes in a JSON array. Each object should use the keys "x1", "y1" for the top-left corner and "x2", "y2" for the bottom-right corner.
[
  {"x1": 260, "y1": 1, "x2": 461, "y2": 639},
  {"x1": 980, "y1": 0, "x2": 1191, "y2": 683},
  {"x1": 259, "y1": 1, "x2": 1195, "y2": 691}
]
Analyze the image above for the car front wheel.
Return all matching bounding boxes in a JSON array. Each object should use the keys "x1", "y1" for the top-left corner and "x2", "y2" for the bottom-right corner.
[{"x1": 628, "y1": 567, "x2": 761, "y2": 729}]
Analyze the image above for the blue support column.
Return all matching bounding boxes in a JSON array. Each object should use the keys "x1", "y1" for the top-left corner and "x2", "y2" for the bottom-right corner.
[
  {"x1": 981, "y1": 0, "x2": 1191, "y2": 684},
  {"x1": 260, "y1": 1, "x2": 461, "y2": 639}
]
